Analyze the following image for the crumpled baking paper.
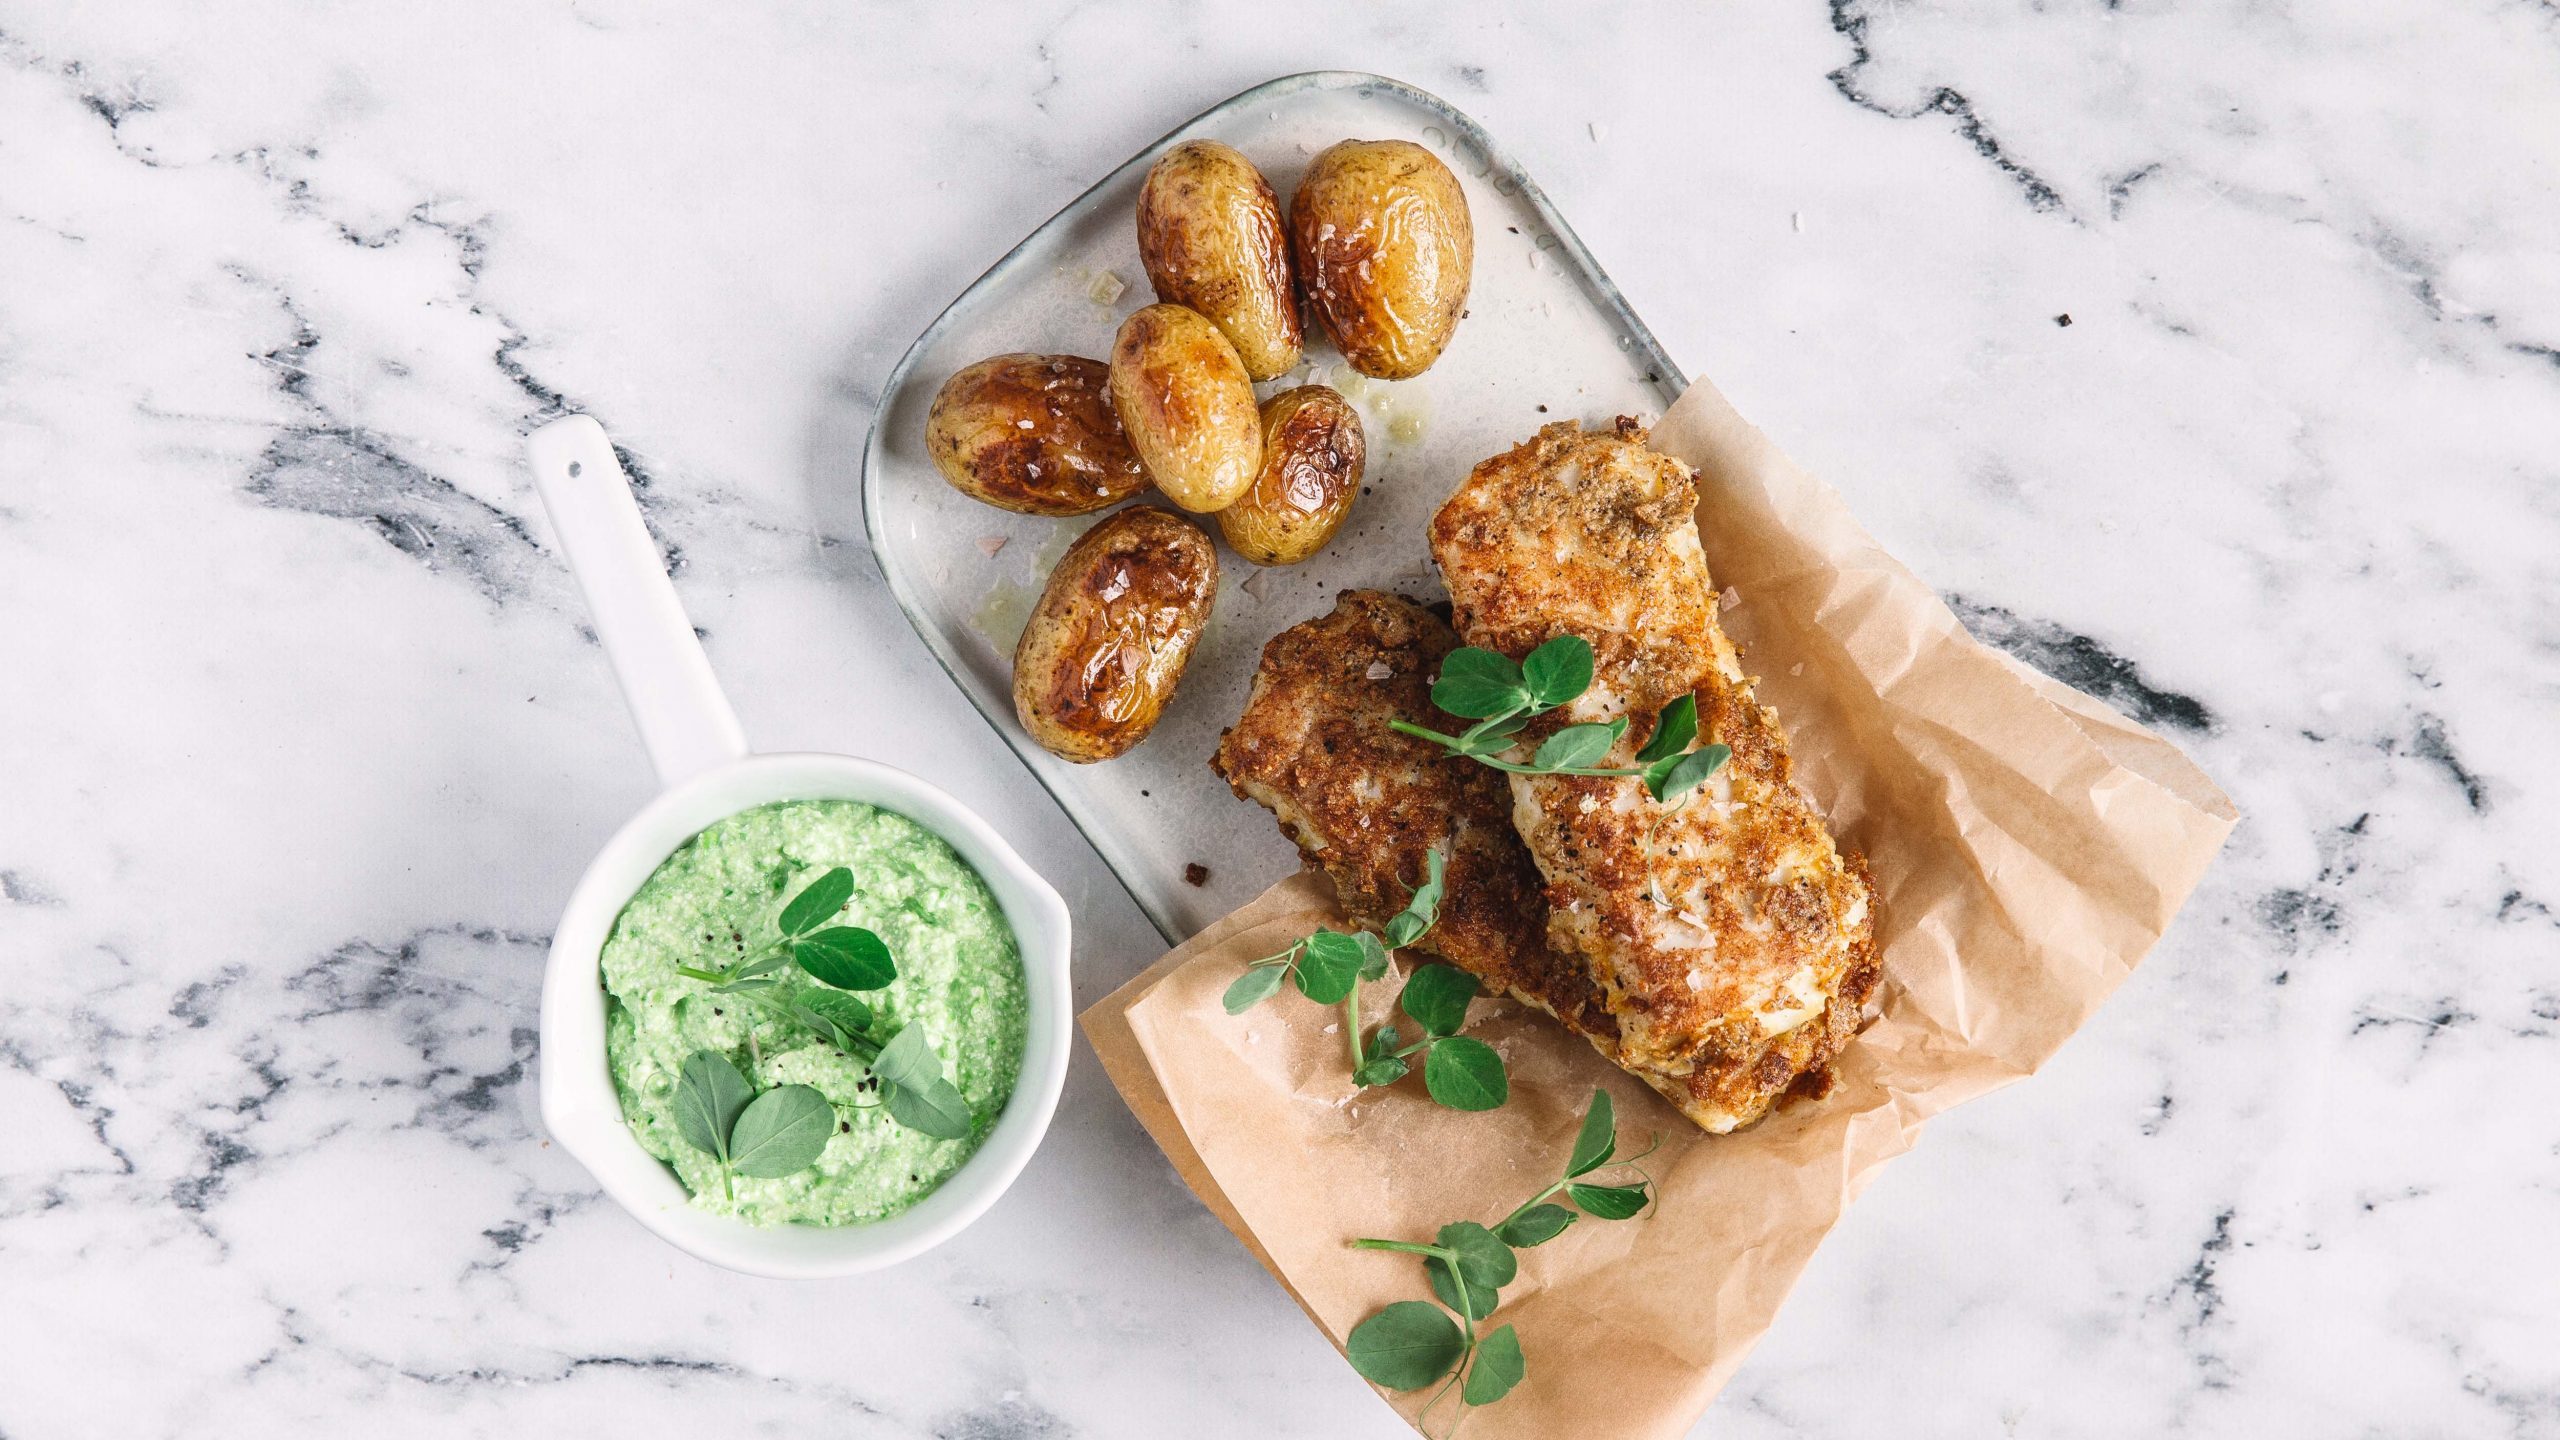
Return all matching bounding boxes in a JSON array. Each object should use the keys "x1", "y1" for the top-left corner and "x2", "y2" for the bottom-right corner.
[{"x1": 1081, "y1": 375, "x2": 2237, "y2": 1438}]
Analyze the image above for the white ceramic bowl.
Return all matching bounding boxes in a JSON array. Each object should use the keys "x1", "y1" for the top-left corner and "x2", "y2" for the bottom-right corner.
[{"x1": 527, "y1": 416, "x2": 1071, "y2": 1278}]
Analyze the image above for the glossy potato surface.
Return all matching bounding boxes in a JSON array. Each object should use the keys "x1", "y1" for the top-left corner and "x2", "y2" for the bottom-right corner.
[
  {"x1": 1107, "y1": 303, "x2": 1263, "y2": 513},
  {"x1": 1137, "y1": 141, "x2": 1302, "y2": 381},
  {"x1": 1011, "y1": 507, "x2": 1219, "y2": 763},
  {"x1": 1216, "y1": 386, "x2": 1366, "y2": 566},
  {"x1": 1290, "y1": 139, "x2": 1474, "y2": 379},
  {"x1": 925, "y1": 354, "x2": 1149, "y2": 515}
]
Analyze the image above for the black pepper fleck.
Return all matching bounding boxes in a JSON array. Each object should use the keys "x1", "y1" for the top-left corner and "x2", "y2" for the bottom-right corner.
[{"x1": 2055, "y1": 313, "x2": 2073, "y2": 327}]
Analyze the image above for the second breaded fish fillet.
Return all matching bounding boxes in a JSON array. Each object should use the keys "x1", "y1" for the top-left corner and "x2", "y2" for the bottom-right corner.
[{"x1": 1429, "y1": 419, "x2": 1879, "y2": 1131}]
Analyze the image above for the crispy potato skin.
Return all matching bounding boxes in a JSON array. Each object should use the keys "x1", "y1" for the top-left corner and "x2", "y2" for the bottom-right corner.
[
  {"x1": 1137, "y1": 141, "x2": 1302, "y2": 381},
  {"x1": 1216, "y1": 385, "x2": 1365, "y2": 566},
  {"x1": 1108, "y1": 303, "x2": 1263, "y2": 513},
  {"x1": 924, "y1": 354, "x2": 1150, "y2": 516},
  {"x1": 1289, "y1": 139, "x2": 1473, "y2": 380},
  {"x1": 1012, "y1": 507, "x2": 1218, "y2": 763}
]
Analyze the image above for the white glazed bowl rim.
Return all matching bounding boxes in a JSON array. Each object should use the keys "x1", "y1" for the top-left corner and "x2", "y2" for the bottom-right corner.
[{"x1": 539, "y1": 751, "x2": 1073, "y2": 1278}]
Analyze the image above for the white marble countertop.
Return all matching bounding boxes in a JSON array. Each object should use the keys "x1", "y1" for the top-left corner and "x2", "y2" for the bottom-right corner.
[{"x1": 4, "y1": 2, "x2": 2555, "y2": 1435}]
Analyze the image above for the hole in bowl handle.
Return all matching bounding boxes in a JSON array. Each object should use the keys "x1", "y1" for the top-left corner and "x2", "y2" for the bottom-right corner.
[{"x1": 526, "y1": 415, "x2": 747, "y2": 790}]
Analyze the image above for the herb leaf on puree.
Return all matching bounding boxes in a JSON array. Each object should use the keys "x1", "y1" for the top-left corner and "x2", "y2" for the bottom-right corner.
[{"x1": 728, "y1": 1085, "x2": 835, "y2": 1177}]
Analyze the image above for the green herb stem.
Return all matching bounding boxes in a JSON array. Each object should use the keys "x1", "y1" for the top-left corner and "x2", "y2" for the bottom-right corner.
[
  {"x1": 1344, "y1": 979, "x2": 1366, "y2": 1072},
  {"x1": 1496, "y1": 1180, "x2": 1570, "y2": 1238},
  {"x1": 1386, "y1": 720, "x2": 1650, "y2": 780},
  {"x1": 1350, "y1": 1238, "x2": 1454, "y2": 1260}
]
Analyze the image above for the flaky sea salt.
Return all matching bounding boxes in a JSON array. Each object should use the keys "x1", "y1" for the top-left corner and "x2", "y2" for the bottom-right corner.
[
  {"x1": 1365, "y1": 660, "x2": 1393, "y2": 680},
  {"x1": 976, "y1": 535, "x2": 1008, "y2": 558}
]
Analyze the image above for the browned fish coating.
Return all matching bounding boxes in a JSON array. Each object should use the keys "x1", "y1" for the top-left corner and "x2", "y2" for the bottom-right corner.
[
  {"x1": 1429, "y1": 419, "x2": 1879, "y2": 1131},
  {"x1": 1210, "y1": 591, "x2": 1613, "y2": 1039}
]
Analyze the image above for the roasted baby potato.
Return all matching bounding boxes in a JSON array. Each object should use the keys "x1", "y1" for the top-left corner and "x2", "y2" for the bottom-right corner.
[
  {"x1": 1290, "y1": 139, "x2": 1474, "y2": 380},
  {"x1": 1137, "y1": 140, "x2": 1302, "y2": 381},
  {"x1": 1216, "y1": 386, "x2": 1366, "y2": 566},
  {"x1": 1012, "y1": 506, "x2": 1219, "y2": 763},
  {"x1": 1108, "y1": 303, "x2": 1262, "y2": 513},
  {"x1": 925, "y1": 354, "x2": 1150, "y2": 515}
]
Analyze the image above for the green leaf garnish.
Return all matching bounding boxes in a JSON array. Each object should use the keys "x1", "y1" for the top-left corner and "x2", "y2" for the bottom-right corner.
[
  {"x1": 1221, "y1": 842, "x2": 1504, "y2": 1113},
  {"x1": 671, "y1": 1049, "x2": 754, "y2": 1163},
  {"x1": 1346, "y1": 1301, "x2": 1467, "y2": 1391},
  {"x1": 1636, "y1": 694, "x2": 1698, "y2": 764},
  {"x1": 1394, "y1": 636, "x2": 1733, "y2": 804},
  {"x1": 1430, "y1": 648, "x2": 1529, "y2": 720},
  {"x1": 727, "y1": 1084, "x2": 834, "y2": 1177},
  {"x1": 1531, "y1": 719, "x2": 1625, "y2": 772},
  {"x1": 794, "y1": 989, "x2": 874, "y2": 1046},
  {"x1": 1493, "y1": 1204, "x2": 1577, "y2": 1248},
  {"x1": 1520, "y1": 635, "x2": 1594, "y2": 708},
  {"x1": 777, "y1": 866, "x2": 855, "y2": 936},
  {"x1": 1650, "y1": 742, "x2": 1732, "y2": 803},
  {"x1": 1293, "y1": 930, "x2": 1367, "y2": 1004},
  {"x1": 1353, "y1": 1057, "x2": 1410, "y2": 1087},
  {"x1": 883, "y1": 1072, "x2": 973, "y2": 1140},
  {"x1": 1566, "y1": 1088, "x2": 1618, "y2": 1177},
  {"x1": 1347, "y1": 1088, "x2": 1653, "y2": 1428},
  {"x1": 1222, "y1": 963, "x2": 1288, "y2": 1014},
  {"x1": 1353, "y1": 929, "x2": 1394, "y2": 982},
  {"x1": 1565, "y1": 1182, "x2": 1651, "y2": 1219},
  {"x1": 867, "y1": 1023, "x2": 973, "y2": 1140},
  {"x1": 1398, "y1": 963, "x2": 1480, "y2": 1038},
  {"x1": 1422, "y1": 1036, "x2": 1508, "y2": 1111},
  {"x1": 866, "y1": 1023, "x2": 940, "y2": 1091},
  {"x1": 792, "y1": 925, "x2": 897, "y2": 990},
  {"x1": 1382, "y1": 846, "x2": 1447, "y2": 951},
  {"x1": 1461, "y1": 1325, "x2": 1526, "y2": 1406},
  {"x1": 1436, "y1": 1220, "x2": 1517, "y2": 1293},
  {"x1": 1427, "y1": 1254, "x2": 1501, "y2": 1320}
]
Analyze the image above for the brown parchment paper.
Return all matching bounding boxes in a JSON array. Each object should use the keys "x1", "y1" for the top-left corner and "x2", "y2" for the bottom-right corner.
[{"x1": 1080, "y1": 375, "x2": 2238, "y2": 1439}]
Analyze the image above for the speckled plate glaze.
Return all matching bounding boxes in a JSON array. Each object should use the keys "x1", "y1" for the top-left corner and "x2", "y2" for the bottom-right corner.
[{"x1": 863, "y1": 71, "x2": 1683, "y2": 943}]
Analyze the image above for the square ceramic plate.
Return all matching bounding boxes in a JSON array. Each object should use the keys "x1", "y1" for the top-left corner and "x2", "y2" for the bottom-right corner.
[{"x1": 863, "y1": 71, "x2": 1683, "y2": 942}]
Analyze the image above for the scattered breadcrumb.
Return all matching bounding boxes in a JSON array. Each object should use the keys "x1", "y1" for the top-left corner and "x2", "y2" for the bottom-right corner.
[{"x1": 1183, "y1": 862, "x2": 1210, "y2": 887}]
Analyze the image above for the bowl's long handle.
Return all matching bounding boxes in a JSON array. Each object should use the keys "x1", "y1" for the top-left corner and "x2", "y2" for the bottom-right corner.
[{"x1": 527, "y1": 415, "x2": 747, "y2": 790}]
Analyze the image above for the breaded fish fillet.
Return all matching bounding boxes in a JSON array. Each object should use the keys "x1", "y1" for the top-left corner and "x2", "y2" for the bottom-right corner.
[
  {"x1": 1429, "y1": 419, "x2": 1879, "y2": 1131},
  {"x1": 1212, "y1": 589, "x2": 1864, "y2": 1132}
]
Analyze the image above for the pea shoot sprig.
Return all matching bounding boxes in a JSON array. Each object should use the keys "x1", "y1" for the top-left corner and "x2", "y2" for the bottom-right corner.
[
  {"x1": 1223, "y1": 848, "x2": 1508, "y2": 1111},
  {"x1": 677, "y1": 865, "x2": 896, "y2": 995},
  {"x1": 675, "y1": 866, "x2": 972, "y2": 1145},
  {"x1": 1387, "y1": 635, "x2": 1732, "y2": 803},
  {"x1": 667, "y1": 1049, "x2": 833, "y2": 1202},
  {"x1": 1343, "y1": 1089, "x2": 1660, "y2": 1432}
]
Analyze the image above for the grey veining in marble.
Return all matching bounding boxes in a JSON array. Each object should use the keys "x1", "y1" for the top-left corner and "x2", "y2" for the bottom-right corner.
[{"x1": 0, "y1": 0, "x2": 2554, "y2": 1435}]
